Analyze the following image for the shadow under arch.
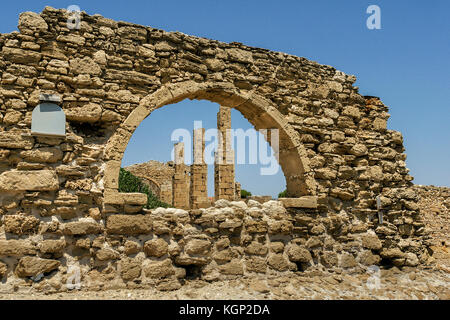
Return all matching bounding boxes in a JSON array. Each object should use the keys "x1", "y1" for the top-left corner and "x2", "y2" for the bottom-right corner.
[{"x1": 104, "y1": 81, "x2": 316, "y2": 199}]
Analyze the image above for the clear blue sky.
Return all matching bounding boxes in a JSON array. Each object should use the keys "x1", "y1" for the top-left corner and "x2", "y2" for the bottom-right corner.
[{"x1": 1, "y1": 1, "x2": 449, "y2": 197}]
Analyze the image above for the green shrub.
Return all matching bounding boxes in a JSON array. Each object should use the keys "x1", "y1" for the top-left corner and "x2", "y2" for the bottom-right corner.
[
  {"x1": 240, "y1": 189, "x2": 252, "y2": 199},
  {"x1": 278, "y1": 189, "x2": 288, "y2": 198},
  {"x1": 119, "y1": 168, "x2": 170, "y2": 209}
]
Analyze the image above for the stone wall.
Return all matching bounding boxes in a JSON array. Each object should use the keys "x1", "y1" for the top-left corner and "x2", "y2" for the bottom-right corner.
[
  {"x1": 0, "y1": 199, "x2": 432, "y2": 292},
  {"x1": 0, "y1": 8, "x2": 431, "y2": 290},
  {"x1": 126, "y1": 160, "x2": 175, "y2": 203}
]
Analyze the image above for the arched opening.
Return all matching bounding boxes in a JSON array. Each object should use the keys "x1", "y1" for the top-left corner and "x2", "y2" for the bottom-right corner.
[
  {"x1": 119, "y1": 99, "x2": 289, "y2": 207},
  {"x1": 103, "y1": 81, "x2": 315, "y2": 208}
]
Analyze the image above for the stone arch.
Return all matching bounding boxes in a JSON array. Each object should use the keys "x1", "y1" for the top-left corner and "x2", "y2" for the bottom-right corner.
[{"x1": 103, "y1": 81, "x2": 316, "y2": 200}]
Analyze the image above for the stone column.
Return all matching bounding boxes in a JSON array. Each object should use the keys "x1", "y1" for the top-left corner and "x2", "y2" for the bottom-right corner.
[
  {"x1": 214, "y1": 106, "x2": 236, "y2": 201},
  {"x1": 172, "y1": 142, "x2": 189, "y2": 209},
  {"x1": 190, "y1": 128, "x2": 209, "y2": 208}
]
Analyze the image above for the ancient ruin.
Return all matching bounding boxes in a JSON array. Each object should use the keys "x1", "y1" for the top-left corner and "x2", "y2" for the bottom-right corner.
[{"x1": 0, "y1": 8, "x2": 433, "y2": 292}]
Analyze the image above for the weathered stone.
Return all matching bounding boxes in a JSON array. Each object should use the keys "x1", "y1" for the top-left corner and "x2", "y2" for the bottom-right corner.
[
  {"x1": 3, "y1": 215, "x2": 40, "y2": 235},
  {"x1": 144, "y1": 238, "x2": 168, "y2": 257},
  {"x1": 124, "y1": 240, "x2": 141, "y2": 255},
  {"x1": 350, "y1": 144, "x2": 368, "y2": 156},
  {"x1": 63, "y1": 220, "x2": 103, "y2": 235},
  {"x1": 0, "y1": 170, "x2": 59, "y2": 191},
  {"x1": 0, "y1": 240, "x2": 37, "y2": 256},
  {"x1": 185, "y1": 239, "x2": 211, "y2": 256},
  {"x1": 20, "y1": 147, "x2": 63, "y2": 163},
  {"x1": 287, "y1": 244, "x2": 312, "y2": 263},
  {"x1": 89, "y1": 208, "x2": 102, "y2": 220},
  {"x1": 270, "y1": 242, "x2": 284, "y2": 253},
  {"x1": 340, "y1": 253, "x2": 357, "y2": 268},
  {"x1": 156, "y1": 279, "x2": 182, "y2": 291},
  {"x1": 361, "y1": 232, "x2": 382, "y2": 250},
  {"x1": 70, "y1": 57, "x2": 101, "y2": 75},
  {"x1": 267, "y1": 253, "x2": 290, "y2": 271},
  {"x1": 0, "y1": 261, "x2": 7, "y2": 279},
  {"x1": 2, "y1": 47, "x2": 42, "y2": 64},
  {"x1": 66, "y1": 103, "x2": 102, "y2": 123},
  {"x1": 358, "y1": 250, "x2": 381, "y2": 266},
  {"x1": 244, "y1": 241, "x2": 268, "y2": 256},
  {"x1": 380, "y1": 248, "x2": 405, "y2": 259},
  {"x1": 96, "y1": 248, "x2": 119, "y2": 261},
  {"x1": 144, "y1": 259, "x2": 174, "y2": 279},
  {"x1": 106, "y1": 215, "x2": 153, "y2": 235},
  {"x1": 18, "y1": 12, "x2": 48, "y2": 33},
  {"x1": 3, "y1": 111, "x2": 23, "y2": 125},
  {"x1": 39, "y1": 240, "x2": 66, "y2": 254},
  {"x1": 245, "y1": 256, "x2": 267, "y2": 273},
  {"x1": 15, "y1": 256, "x2": 60, "y2": 277},
  {"x1": 121, "y1": 258, "x2": 141, "y2": 281},
  {"x1": 218, "y1": 259, "x2": 244, "y2": 275},
  {"x1": 320, "y1": 251, "x2": 339, "y2": 267},
  {"x1": 0, "y1": 132, "x2": 34, "y2": 149},
  {"x1": 279, "y1": 196, "x2": 318, "y2": 209}
]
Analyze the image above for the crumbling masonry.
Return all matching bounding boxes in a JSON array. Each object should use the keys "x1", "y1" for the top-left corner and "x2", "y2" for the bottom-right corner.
[{"x1": 0, "y1": 8, "x2": 432, "y2": 292}]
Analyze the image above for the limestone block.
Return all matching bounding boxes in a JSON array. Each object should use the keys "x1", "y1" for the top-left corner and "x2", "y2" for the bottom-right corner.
[
  {"x1": 245, "y1": 256, "x2": 267, "y2": 273},
  {"x1": 18, "y1": 12, "x2": 48, "y2": 33},
  {"x1": 278, "y1": 196, "x2": 318, "y2": 209},
  {"x1": 0, "y1": 240, "x2": 37, "y2": 256},
  {"x1": 144, "y1": 238, "x2": 168, "y2": 257},
  {"x1": 218, "y1": 259, "x2": 244, "y2": 275},
  {"x1": 144, "y1": 259, "x2": 174, "y2": 278},
  {"x1": 57, "y1": 35, "x2": 86, "y2": 46},
  {"x1": 106, "y1": 214, "x2": 153, "y2": 235},
  {"x1": 185, "y1": 239, "x2": 211, "y2": 256},
  {"x1": 3, "y1": 215, "x2": 40, "y2": 235},
  {"x1": 15, "y1": 256, "x2": 60, "y2": 278},
  {"x1": 244, "y1": 242, "x2": 268, "y2": 256},
  {"x1": 0, "y1": 170, "x2": 59, "y2": 191},
  {"x1": 0, "y1": 261, "x2": 7, "y2": 279},
  {"x1": 267, "y1": 253, "x2": 290, "y2": 271},
  {"x1": 96, "y1": 248, "x2": 119, "y2": 261},
  {"x1": 65, "y1": 103, "x2": 102, "y2": 122},
  {"x1": 63, "y1": 220, "x2": 103, "y2": 235},
  {"x1": 287, "y1": 244, "x2": 312, "y2": 263},
  {"x1": 340, "y1": 253, "x2": 357, "y2": 268},
  {"x1": 2, "y1": 47, "x2": 42, "y2": 64},
  {"x1": 20, "y1": 147, "x2": 63, "y2": 163},
  {"x1": 0, "y1": 131, "x2": 34, "y2": 149}
]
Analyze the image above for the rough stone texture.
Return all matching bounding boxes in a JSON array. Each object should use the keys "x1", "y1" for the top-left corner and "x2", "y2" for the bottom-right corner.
[
  {"x1": 279, "y1": 197, "x2": 318, "y2": 209},
  {"x1": 215, "y1": 106, "x2": 236, "y2": 201},
  {"x1": 126, "y1": 160, "x2": 175, "y2": 203},
  {"x1": 144, "y1": 238, "x2": 168, "y2": 257},
  {"x1": 0, "y1": 261, "x2": 7, "y2": 279},
  {"x1": 106, "y1": 215, "x2": 152, "y2": 234},
  {"x1": 15, "y1": 256, "x2": 60, "y2": 277},
  {"x1": 0, "y1": 170, "x2": 59, "y2": 191},
  {"x1": 63, "y1": 220, "x2": 103, "y2": 235},
  {"x1": 18, "y1": 12, "x2": 48, "y2": 33},
  {"x1": 0, "y1": 240, "x2": 37, "y2": 256},
  {"x1": 3, "y1": 215, "x2": 40, "y2": 235},
  {"x1": 121, "y1": 258, "x2": 141, "y2": 281}
]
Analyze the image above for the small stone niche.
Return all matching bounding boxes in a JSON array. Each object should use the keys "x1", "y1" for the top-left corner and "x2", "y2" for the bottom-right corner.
[{"x1": 31, "y1": 94, "x2": 66, "y2": 138}]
